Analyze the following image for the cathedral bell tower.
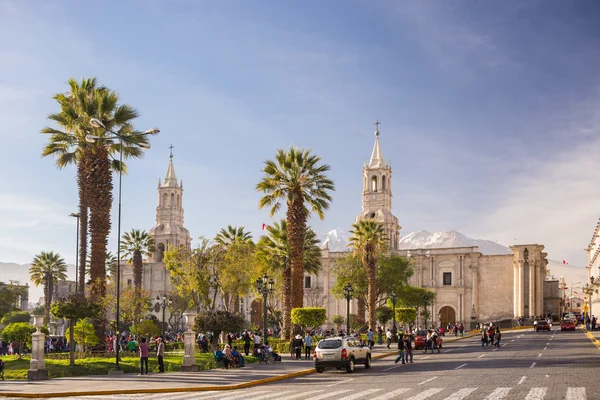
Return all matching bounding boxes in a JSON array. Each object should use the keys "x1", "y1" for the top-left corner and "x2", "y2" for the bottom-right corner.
[
  {"x1": 355, "y1": 122, "x2": 401, "y2": 250},
  {"x1": 149, "y1": 149, "x2": 191, "y2": 262}
]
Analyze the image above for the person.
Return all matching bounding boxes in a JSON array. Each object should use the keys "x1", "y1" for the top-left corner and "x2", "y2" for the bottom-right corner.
[
  {"x1": 431, "y1": 329, "x2": 440, "y2": 353},
  {"x1": 253, "y1": 332, "x2": 261, "y2": 349},
  {"x1": 481, "y1": 329, "x2": 488, "y2": 348},
  {"x1": 458, "y1": 323, "x2": 464, "y2": 337},
  {"x1": 293, "y1": 334, "x2": 303, "y2": 360},
  {"x1": 377, "y1": 327, "x2": 383, "y2": 345},
  {"x1": 242, "y1": 331, "x2": 251, "y2": 356},
  {"x1": 138, "y1": 337, "x2": 150, "y2": 375},
  {"x1": 394, "y1": 333, "x2": 405, "y2": 364},
  {"x1": 0, "y1": 358, "x2": 4, "y2": 380},
  {"x1": 224, "y1": 344, "x2": 238, "y2": 367},
  {"x1": 533, "y1": 319, "x2": 538, "y2": 331},
  {"x1": 128, "y1": 337, "x2": 137, "y2": 354},
  {"x1": 226, "y1": 333, "x2": 233, "y2": 348},
  {"x1": 366, "y1": 329, "x2": 374, "y2": 349},
  {"x1": 424, "y1": 330, "x2": 433, "y2": 354},
  {"x1": 304, "y1": 332, "x2": 313, "y2": 360},
  {"x1": 386, "y1": 329, "x2": 392, "y2": 349},
  {"x1": 231, "y1": 346, "x2": 245, "y2": 367},
  {"x1": 404, "y1": 334, "x2": 413, "y2": 364},
  {"x1": 494, "y1": 327, "x2": 502, "y2": 348},
  {"x1": 156, "y1": 337, "x2": 165, "y2": 373},
  {"x1": 488, "y1": 326, "x2": 495, "y2": 345},
  {"x1": 214, "y1": 345, "x2": 230, "y2": 369}
]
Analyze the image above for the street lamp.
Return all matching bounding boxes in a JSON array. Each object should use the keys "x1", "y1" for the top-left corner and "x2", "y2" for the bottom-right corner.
[
  {"x1": 69, "y1": 213, "x2": 80, "y2": 293},
  {"x1": 88, "y1": 118, "x2": 159, "y2": 372},
  {"x1": 256, "y1": 273, "x2": 274, "y2": 345},
  {"x1": 155, "y1": 294, "x2": 172, "y2": 336},
  {"x1": 343, "y1": 284, "x2": 354, "y2": 335},
  {"x1": 423, "y1": 295, "x2": 428, "y2": 329},
  {"x1": 390, "y1": 290, "x2": 398, "y2": 337}
]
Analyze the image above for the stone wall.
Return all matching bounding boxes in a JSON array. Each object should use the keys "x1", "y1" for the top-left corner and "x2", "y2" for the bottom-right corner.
[{"x1": 477, "y1": 255, "x2": 514, "y2": 322}]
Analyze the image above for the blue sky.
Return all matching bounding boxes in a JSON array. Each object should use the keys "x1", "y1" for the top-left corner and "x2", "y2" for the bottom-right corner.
[{"x1": 1, "y1": 0, "x2": 600, "y2": 274}]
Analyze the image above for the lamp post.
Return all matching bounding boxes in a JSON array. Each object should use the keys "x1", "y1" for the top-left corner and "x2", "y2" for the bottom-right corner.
[
  {"x1": 256, "y1": 273, "x2": 274, "y2": 345},
  {"x1": 69, "y1": 213, "x2": 80, "y2": 292},
  {"x1": 155, "y1": 294, "x2": 172, "y2": 336},
  {"x1": 390, "y1": 290, "x2": 398, "y2": 338},
  {"x1": 88, "y1": 118, "x2": 159, "y2": 372},
  {"x1": 423, "y1": 295, "x2": 428, "y2": 329},
  {"x1": 343, "y1": 284, "x2": 353, "y2": 335}
]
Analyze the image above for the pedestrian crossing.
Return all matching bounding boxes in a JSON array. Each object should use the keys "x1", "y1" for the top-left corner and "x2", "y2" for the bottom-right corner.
[{"x1": 65, "y1": 386, "x2": 588, "y2": 400}]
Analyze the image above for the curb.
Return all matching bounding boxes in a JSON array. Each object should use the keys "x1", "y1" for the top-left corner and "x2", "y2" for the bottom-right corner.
[
  {"x1": 0, "y1": 334, "x2": 478, "y2": 398},
  {"x1": 582, "y1": 328, "x2": 600, "y2": 350}
]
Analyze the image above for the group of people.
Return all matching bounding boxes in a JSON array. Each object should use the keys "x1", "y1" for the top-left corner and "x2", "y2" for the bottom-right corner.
[
  {"x1": 213, "y1": 344, "x2": 246, "y2": 368},
  {"x1": 480, "y1": 324, "x2": 502, "y2": 348},
  {"x1": 288, "y1": 333, "x2": 313, "y2": 360}
]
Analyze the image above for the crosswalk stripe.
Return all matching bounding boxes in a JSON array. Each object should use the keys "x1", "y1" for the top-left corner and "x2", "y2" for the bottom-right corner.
[
  {"x1": 305, "y1": 389, "x2": 352, "y2": 400},
  {"x1": 566, "y1": 387, "x2": 586, "y2": 400},
  {"x1": 484, "y1": 387, "x2": 512, "y2": 400},
  {"x1": 165, "y1": 393, "x2": 222, "y2": 400},
  {"x1": 338, "y1": 389, "x2": 384, "y2": 400},
  {"x1": 219, "y1": 390, "x2": 269, "y2": 400},
  {"x1": 406, "y1": 388, "x2": 444, "y2": 400},
  {"x1": 271, "y1": 390, "x2": 326, "y2": 400},
  {"x1": 525, "y1": 387, "x2": 547, "y2": 400},
  {"x1": 369, "y1": 388, "x2": 412, "y2": 400},
  {"x1": 243, "y1": 391, "x2": 292, "y2": 400},
  {"x1": 443, "y1": 388, "x2": 477, "y2": 399}
]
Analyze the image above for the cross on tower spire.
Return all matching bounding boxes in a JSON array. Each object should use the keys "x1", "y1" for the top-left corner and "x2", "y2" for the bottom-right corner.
[{"x1": 169, "y1": 144, "x2": 174, "y2": 159}]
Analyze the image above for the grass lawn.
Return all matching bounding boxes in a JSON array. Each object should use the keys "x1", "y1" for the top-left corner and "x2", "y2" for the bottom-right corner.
[{"x1": 1, "y1": 352, "x2": 257, "y2": 380}]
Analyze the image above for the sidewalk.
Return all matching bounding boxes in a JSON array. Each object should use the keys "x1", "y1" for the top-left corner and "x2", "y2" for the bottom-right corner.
[{"x1": 0, "y1": 334, "x2": 475, "y2": 398}]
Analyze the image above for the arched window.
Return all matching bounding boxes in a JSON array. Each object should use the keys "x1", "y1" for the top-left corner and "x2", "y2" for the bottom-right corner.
[
  {"x1": 382, "y1": 176, "x2": 386, "y2": 191},
  {"x1": 371, "y1": 176, "x2": 378, "y2": 192},
  {"x1": 171, "y1": 193, "x2": 175, "y2": 208},
  {"x1": 163, "y1": 193, "x2": 167, "y2": 207},
  {"x1": 157, "y1": 243, "x2": 165, "y2": 262},
  {"x1": 177, "y1": 194, "x2": 180, "y2": 208}
]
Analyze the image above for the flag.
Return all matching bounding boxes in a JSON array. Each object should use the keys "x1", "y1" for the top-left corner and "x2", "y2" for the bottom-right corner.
[
  {"x1": 563, "y1": 260, "x2": 568, "y2": 265},
  {"x1": 261, "y1": 223, "x2": 269, "y2": 231}
]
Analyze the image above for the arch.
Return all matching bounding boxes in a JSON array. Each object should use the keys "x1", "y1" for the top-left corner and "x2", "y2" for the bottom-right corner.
[
  {"x1": 162, "y1": 193, "x2": 167, "y2": 207},
  {"x1": 382, "y1": 175, "x2": 386, "y2": 191},
  {"x1": 371, "y1": 176, "x2": 378, "y2": 192},
  {"x1": 439, "y1": 305, "x2": 457, "y2": 327},
  {"x1": 157, "y1": 243, "x2": 165, "y2": 262}
]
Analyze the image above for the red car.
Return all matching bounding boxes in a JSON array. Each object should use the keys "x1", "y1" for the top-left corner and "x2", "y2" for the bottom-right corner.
[
  {"x1": 414, "y1": 330, "x2": 443, "y2": 350},
  {"x1": 560, "y1": 319, "x2": 575, "y2": 331}
]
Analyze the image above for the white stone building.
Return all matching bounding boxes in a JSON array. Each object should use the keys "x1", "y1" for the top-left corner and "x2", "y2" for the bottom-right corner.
[{"x1": 586, "y1": 219, "x2": 600, "y2": 317}]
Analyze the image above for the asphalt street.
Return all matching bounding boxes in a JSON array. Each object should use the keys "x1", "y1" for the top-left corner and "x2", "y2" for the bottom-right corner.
[{"x1": 2, "y1": 327, "x2": 596, "y2": 399}]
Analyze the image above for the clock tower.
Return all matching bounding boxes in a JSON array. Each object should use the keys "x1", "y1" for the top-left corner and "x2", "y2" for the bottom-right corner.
[{"x1": 354, "y1": 122, "x2": 401, "y2": 250}]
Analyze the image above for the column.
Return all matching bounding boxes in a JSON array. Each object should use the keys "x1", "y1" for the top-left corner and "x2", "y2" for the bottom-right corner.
[
  {"x1": 472, "y1": 268, "x2": 478, "y2": 316},
  {"x1": 181, "y1": 313, "x2": 198, "y2": 372},
  {"x1": 536, "y1": 261, "x2": 543, "y2": 316},
  {"x1": 529, "y1": 261, "x2": 535, "y2": 318},
  {"x1": 27, "y1": 315, "x2": 48, "y2": 381},
  {"x1": 513, "y1": 263, "x2": 519, "y2": 318}
]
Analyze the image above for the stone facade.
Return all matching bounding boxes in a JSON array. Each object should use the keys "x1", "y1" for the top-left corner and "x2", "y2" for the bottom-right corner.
[{"x1": 587, "y1": 219, "x2": 600, "y2": 317}]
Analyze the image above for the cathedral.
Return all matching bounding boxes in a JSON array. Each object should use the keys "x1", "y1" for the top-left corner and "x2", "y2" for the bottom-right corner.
[{"x1": 128, "y1": 127, "x2": 557, "y2": 331}]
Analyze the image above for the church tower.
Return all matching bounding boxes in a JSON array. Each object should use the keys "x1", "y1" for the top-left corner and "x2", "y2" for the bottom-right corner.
[
  {"x1": 354, "y1": 122, "x2": 401, "y2": 250},
  {"x1": 149, "y1": 150, "x2": 191, "y2": 262}
]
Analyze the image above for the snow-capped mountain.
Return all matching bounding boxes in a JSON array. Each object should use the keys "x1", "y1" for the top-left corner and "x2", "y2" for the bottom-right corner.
[
  {"x1": 320, "y1": 228, "x2": 351, "y2": 251},
  {"x1": 398, "y1": 230, "x2": 512, "y2": 255}
]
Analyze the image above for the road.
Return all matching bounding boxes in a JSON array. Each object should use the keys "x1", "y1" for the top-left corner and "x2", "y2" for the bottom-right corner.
[{"x1": 3, "y1": 327, "x2": 595, "y2": 399}]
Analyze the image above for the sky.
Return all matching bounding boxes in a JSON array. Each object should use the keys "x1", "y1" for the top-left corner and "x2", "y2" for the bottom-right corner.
[{"x1": 1, "y1": 0, "x2": 600, "y2": 279}]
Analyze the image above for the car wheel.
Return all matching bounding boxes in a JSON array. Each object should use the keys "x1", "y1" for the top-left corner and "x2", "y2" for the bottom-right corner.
[
  {"x1": 365, "y1": 355, "x2": 371, "y2": 369},
  {"x1": 315, "y1": 367, "x2": 325, "y2": 373},
  {"x1": 346, "y1": 357, "x2": 355, "y2": 373}
]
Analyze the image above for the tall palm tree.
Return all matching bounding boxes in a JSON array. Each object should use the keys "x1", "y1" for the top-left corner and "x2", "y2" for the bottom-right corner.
[
  {"x1": 256, "y1": 219, "x2": 322, "y2": 338},
  {"x1": 30, "y1": 251, "x2": 68, "y2": 323},
  {"x1": 41, "y1": 77, "x2": 149, "y2": 303},
  {"x1": 215, "y1": 225, "x2": 253, "y2": 246},
  {"x1": 256, "y1": 147, "x2": 334, "y2": 323},
  {"x1": 349, "y1": 220, "x2": 387, "y2": 331},
  {"x1": 85, "y1": 251, "x2": 118, "y2": 282},
  {"x1": 121, "y1": 229, "x2": 155, "y2": 290}
]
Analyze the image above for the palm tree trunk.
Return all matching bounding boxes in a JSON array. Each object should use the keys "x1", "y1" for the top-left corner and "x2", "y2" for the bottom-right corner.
[
  {"x1": 367, "y1": 260, "x2": 377, "y2": 331},
  {"x1": 357, "y1": 297, "x2": 366, "y2": 324},
  {"x1": 281, "y1": 265, "x2": 292, "y2": 340},
  {"x1": 44, "y1": 273, "x2": 51, "y2": 323},
  {"x1": 77, "y1": 156, "x2": 90, "y2": 294},
  {"x1": 133, "y1": 250, "x2": 143, "y2": 321},
  {"x1": 287, "y1": 196, "x2": 307, "y2": 335}
]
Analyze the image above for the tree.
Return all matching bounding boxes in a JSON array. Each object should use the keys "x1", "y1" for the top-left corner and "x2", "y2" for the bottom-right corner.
[
  {"x1": 375, "y1": 306, "x2": 393, "y2": 328},
  {"x1": 215, "y1": 225, "x2": 253, "y2": 246},
  {"x1": 291, "y1": 308, "x2": 327, "y2": 332},
  {"x1": 121, "y1": 229, "x2": 155, "y2": 291},
  {"x1": 29, "y1": 251, "x2": 68, "y2": 323},
  {"x1": 1, "y1": 311, "x2": 30, "y2": 325},
  {"x1": 65, "y1": 319, "x2": 98, "y2": 357},
  {"x1": 216, "y1": 241, "x2": 256, "y2": 311},
  {"x1": 85, "y1": 251, "x2": 118, "y2": 283},
  {"x1": 103, "y1": 285, "x2": 152, "y2": 328},
  {"x1": 195, "y1": 311, "x2": 245, "y2": 348},
  {"x1": 349, "y1": 220, "x2": 388, "y2": 331},
  {"x1": 131, "y1": 320, "x2": 160, "y2": 339},
  {"x1": 256, "y1": 147, "x2": 334, "y2": 336},
  {"x1": 1, "y1": 322, "x2": 36, "y2": 358},
  {"x1": 255, "y1": 219, "x2": 323, "y2": 338},
  {"x1": 42, "y1": 77, "x2": 150, "y2": 302},
  {"x1": 395, "y1": 308, "x2": 417, "y2": 329},
  {"x1": 332, "y1": 315, "x2": 345, "y2": 331},
  {"x1": 0, "y1": 282, "x2": 27, "y2": 320}
]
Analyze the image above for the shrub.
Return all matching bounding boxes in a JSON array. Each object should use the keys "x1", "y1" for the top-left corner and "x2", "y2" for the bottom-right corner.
[
  {"x1": 1, "y1": 311, "x2": 31, "y2": 325},
  {"x1": 131, "y1": 320, "x2": 160, "y2": 339},
  {"x1": 1, "y1": 322, "x2": 35, "y2": 358}
]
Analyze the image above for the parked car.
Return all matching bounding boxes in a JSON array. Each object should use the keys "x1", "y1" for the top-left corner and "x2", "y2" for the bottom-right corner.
[
  {"x1": 560, "y1": 318, "x2": 576, "y2": 331},
  {"x1": 535, "y1": 320, "x2": 551, "y2": 332},
  {"x1": 414, "y1": 330, "x2": 443, "y2": 350},
  {"x1": 313, "y1": 336, "x2": 371, "y2": 373}
]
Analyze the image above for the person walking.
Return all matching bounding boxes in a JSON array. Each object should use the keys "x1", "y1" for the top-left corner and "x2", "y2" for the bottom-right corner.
[
  {"x1": 304, "y1": 332, "x2": 313, "y2": 360},
  {"x1": 386, "y1": 329, "x2": 392, "y2": 349},
  {"x1": 404, "y1": 334, "x2": 413, "y2": 363},
  {"x1": 156, "y1": 337, "x2": 165, "y2": 373},
  {"x1": 138, "y1": 337, "x2": 150, "y2": 375},
  {"x1": 481, "y1": 329, "x2": 488, "y2": 348},
  {"x1": 243, "y1": 331, "x2": 251, "y2": 356},
  {"x1": 494, "y1": 327, "x2": 502, "y2": 347},
  {"x1": 366, "y1": 329, "x2": 375, "y2": 349},
  {"x1": 394, "y1": 333, "x2": 405, "y2": 364},
  {"x1": 377, "y1": 327, "x2": 383, "y2": 345},
  {"x1": 459, "y1": 323, "x2": 464, "y2": 337}
]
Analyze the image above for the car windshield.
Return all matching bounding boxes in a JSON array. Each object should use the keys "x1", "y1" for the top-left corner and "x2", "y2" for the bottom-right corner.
[
  {"x1": 537, "y1": 320, "x2": 547, "y2": 324},
  {"x1": 417, "y1": 330, "x2": 427, "y2": 336},
  {"x1": 318, "y1": 340, "x2": 342, "y2": 349}
]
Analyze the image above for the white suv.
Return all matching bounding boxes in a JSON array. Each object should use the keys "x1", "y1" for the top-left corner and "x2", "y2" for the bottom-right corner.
[{"x1": 313, "y1": 336, "x2": 372, "y2": 373}]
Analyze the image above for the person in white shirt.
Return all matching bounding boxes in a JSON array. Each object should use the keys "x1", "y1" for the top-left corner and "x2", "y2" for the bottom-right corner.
[{"x1": 386, "y1": 329, "x2": 392, "y2": 349}]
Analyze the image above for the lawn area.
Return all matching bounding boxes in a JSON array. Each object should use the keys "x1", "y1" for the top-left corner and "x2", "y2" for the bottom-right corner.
[{"x1": 1, "y1": 352, "x2": 257, "y2": 380}]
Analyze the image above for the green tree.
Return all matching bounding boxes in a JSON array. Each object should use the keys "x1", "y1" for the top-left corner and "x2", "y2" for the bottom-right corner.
[
  {"x1": 349, "y1": 220, "x2": 388, "y2": 331},
  {"x1": 256, "y1": 147, "x2": 334, "y2": 337},
  {"x1": 29, "y1": 251, "x2": 68, "y2": 323},
  {"x1": 291, "y1": 308, "x2": 327, "y2": 332},
  {"x1": 195, "y1": 311, "x2": 246, "y2": 348},
  {"x1": 216, "y1": 241, "x2": 256, "y2": 312},
  {"x1": 215, "y1": 225, "x2": 253, "y2": 246},
  {"x1": 131, "y1": 320, "x2": 160, "y2": 339},
  {"x1": 255, "y1": 219, "x2": 322, "y2": 338},
  {"x1": 1, "y1": 311, "x2": 30, "y2": 325},
  {"x1": 85, "y1": 251, "x2": 118, "y2": 283},
  {"x1": 121, "y1": 229, "x2": 155, "y2": 291},
  {"x1": 332, "y1": 314, "x2": 345, "y2": 331},
  {"x1": 375, "y1": 306, "x2": 393, "y2": 327},
  {"x1": 396, "y1": 286, "x2": 436, "y2": 327},
  {"x1": 65, "y1": 319, "x2": 98, "y2": 357},
  {"x1": 103, "y1": 284, "x2": 152, "y2": 328},
  {"x1": 1, "y1": 322, "x2": 36, "y2": 358},
  {"x1": 0, "y1": 282, "x2": 26, "y2": 320},
  {"x1": 395, "y1": 308, "x2": 417, "y2": 329}
]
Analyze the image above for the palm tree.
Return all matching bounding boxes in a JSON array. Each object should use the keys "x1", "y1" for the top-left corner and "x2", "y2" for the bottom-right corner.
[
  {"x1": 30, "y1": 251, "x2": 68, "y2": 323},
  {"x1": 85, "y1": 251, "x2": 118, "y2": 282},
  {"x1": 349, "y1": 220, "x2": 388, "y2": 331},
  {"x1": 121, "y1": 229, "x2": 155, "y2": 290},
  {"x1": 215, "y1": 225, "x2": 253, "y2": 246},
  {"x1": 256, "y1": 219, "x2": 322, "y2": 338},
  {"x1": 41, "y1": 77, "x2": 149, "y2": 303},
  {"x1": 256, "y1": 147, "x2": 334, "y2": 325}
]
